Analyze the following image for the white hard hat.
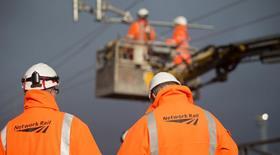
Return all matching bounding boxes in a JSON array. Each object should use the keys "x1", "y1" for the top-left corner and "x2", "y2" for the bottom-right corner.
[
  {"x1": 137, "y1": 8, "x2": 149, "y2": 18},
  {"x1": 174, "y1": 16, "x2": 188, "y2": 25},
  {"x1": 149, "y1": 72, "x2": 180, "y2": 98},
  {"x1": 21, "y1": 63, "x2": 59, "y2": 90}
]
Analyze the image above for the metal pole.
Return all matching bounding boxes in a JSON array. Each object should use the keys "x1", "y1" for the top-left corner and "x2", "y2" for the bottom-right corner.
[
  {"x1": 260, "y1": 120, "x2": 268, "y2": 152},
  {"x1": 257, "y1": 113, "x2": 269, "y2": 152}
]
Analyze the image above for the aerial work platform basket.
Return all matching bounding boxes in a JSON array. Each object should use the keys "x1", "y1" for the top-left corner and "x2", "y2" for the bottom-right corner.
[{"x1": 95, "y1": 39, "x2": 170, "y2": 100}]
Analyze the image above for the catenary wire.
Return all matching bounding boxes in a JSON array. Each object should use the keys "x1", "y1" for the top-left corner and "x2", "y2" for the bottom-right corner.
[
  {"x1": 51, "y1": 0, "x2": 143, "y2": 68},
  {"x1": 192, "y1": 11, "x2": 280, "y2": 43},
  {"x1": 0, "y1": 0, "x2": 144, "y2": 118},
  {"x1": 159, "y1": 0, "x2": 248, "y2": 37}
]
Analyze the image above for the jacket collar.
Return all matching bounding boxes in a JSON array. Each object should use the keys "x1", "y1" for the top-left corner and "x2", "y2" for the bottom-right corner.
[
  {"x1": 24, "y1": 90, "x2": 59, "y2": 111},
  {"x1": 146, "y1": 85, "x2": 194, "y2": 113},
  {"x1": 175, "y1": 25, "x2": 186, "y2": 30}
]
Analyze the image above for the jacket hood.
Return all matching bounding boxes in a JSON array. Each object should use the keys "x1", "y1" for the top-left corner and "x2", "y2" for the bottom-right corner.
[
  {"x1": 24, "y1": 90, "x2": 59, "y2": 111},
  {"x1": 146, "y1": 85, "x2": 194, "y2": 113}
]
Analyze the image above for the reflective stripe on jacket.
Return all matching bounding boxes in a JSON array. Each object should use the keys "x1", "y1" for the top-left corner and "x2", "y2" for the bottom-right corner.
[
  {"x1": 0, "y1": 90, "x2": 101, "y2": 155},
  {"x1": 118, "y1": 85, "x2": 238, "y2": 155}
]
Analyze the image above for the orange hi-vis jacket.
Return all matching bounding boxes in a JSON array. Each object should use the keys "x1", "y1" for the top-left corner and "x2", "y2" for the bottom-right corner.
[
  {"x1": 170, "y1": 25, "x2": 191, "y2": 44},
  {"x1": 0, "y1": 90, "x2": 101, "y2": 155},
  {"x1": 118, "y1": 85, "x2": 238, "y2": 155},
  {"x1": 127, "y1": 19, "x2": 156, "y2": 42},
  {"x1": 166, "y1": 25, "x2": 191, "y2": 64}
]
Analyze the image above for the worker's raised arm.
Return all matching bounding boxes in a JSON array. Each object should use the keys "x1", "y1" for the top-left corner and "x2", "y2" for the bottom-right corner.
[
  {"x1": 127, "y1": 22, "x2": 137, "y2": 39},
  {"x1": 118, "y1": 116, "x2": 149, "y2": 155},
  {"x1": 214, "y1": 116, "x2": 238, "y2": 155},
  {"x1": 149, "y1": 26, "x2": 156, "y2": 41}
]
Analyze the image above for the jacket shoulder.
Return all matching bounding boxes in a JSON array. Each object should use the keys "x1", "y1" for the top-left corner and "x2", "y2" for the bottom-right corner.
[
  {"x1": 129, "y1": 21, "x2": 140, "y2": 29},
  {"x1": 63, "y1": 113, "x2": 90, "y2": 131},
  {"x1": 3, "y1": 112, "x2": 26, "y2": 128},
  {"x1": 128, "y1": 114, "x2": 150, "y2": 138}
]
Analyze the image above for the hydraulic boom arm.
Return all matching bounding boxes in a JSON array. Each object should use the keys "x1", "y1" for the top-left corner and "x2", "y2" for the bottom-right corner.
[{"x1": 180, "y1": 35, "x2": 280, "y2": 88}]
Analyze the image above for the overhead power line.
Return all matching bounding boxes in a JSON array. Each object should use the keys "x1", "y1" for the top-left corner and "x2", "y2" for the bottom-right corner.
[
  {"x1": 0, "y1": 28, "x2": 98, "y2": 98},
  {"x1": 159, "y1": 0, "x2": 248, "y2": 38},
  {"x1": 47, "y1": 28, "x2": 100, "y2": 65},
  {"x1": 192, "y1": 11, "x2": 280, "y2": 43},
  {"x1": 0, "y1": 0, "x2": 144, "y2": 113},
  {"x1": 2, "y1": 25, "x2": 109, "y2": 100},
  {"x1": 48, "y1": 0, "x2": 144, "y2": 69},
  {"x1": 125, "y1": 0, "x2": 144, "y2": 10},
  {"x1": 60, "y1": 0, "x2": 144, "y2": 92},
  {"x1": 63, "y1": 74, "x2": 95, "y2": 92},
  {"x1": 61, "y1": 63, "x2": 95, "y2": 88},
  {"x1": 0, "y1": 26, "x2": 107, "y2": 115},
  {"x1": 53, "y1": 24, "x2": 112, "y2": 69},
  {"x1": 59, "y1": 0, "x2": 145, "y2": 90},
  {"x1": 189, "y1": 0, "x2": 248, "y2": 22}
]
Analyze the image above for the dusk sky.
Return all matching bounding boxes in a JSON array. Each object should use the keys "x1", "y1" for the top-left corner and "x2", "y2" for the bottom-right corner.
[{"x1": 0, "y1": 0, "x2": 280, "y2": 154}]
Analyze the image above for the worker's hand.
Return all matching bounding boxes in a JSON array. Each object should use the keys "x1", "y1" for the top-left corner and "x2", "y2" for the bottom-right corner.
[
  {"x1": 145, "y1": 26, "x2": 152, "y2": 33},
  {"x1": 122, "y1": 12, "x2": 133, "y2": 23}
]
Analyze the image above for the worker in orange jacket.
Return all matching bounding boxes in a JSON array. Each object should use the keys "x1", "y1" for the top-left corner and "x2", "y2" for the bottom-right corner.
[
  {"x1": 0, "y1": 63, "x2": 101, "y2": 155},
  {"x1": 126, "y1": 8, "x2": 156, "y2": 66},
  {"x1": 118, "y1": 72, "x2": 238, "y2": 155},
  {"x1": 166, "y1": 16, "x2": 192, "y2": 65},
  {"x1": 127, "y1": 8, "x2": 156, "y2": 42}
]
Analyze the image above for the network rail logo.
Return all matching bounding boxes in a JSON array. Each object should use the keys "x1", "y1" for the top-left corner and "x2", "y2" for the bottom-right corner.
[
  {"x1": 163, "y1": 114, "x2": 199, "y2": 125},
  {"x1": 14, "y1": 120, "x2": 51, "y2": 133}
]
